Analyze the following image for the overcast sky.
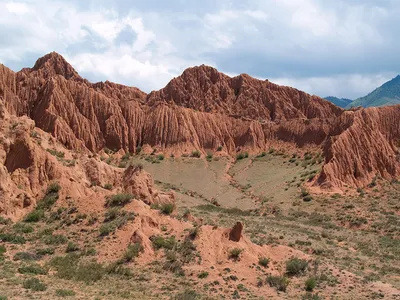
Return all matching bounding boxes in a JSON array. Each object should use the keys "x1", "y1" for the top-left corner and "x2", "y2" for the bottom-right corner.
[{"x1": 1, "y1": 0, "x2": 399, "y2": 99}]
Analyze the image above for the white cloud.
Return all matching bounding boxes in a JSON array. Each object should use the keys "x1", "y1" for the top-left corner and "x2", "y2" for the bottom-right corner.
[
  {"x1": 5, "y1": 2, "x2": 30, "y2": 14},
  {"x1": 0, "y1": 0, "x2": 399, "y2": 98},
  {"x1": 271, "y1": 73, "x2": 397, "y2": 99}
]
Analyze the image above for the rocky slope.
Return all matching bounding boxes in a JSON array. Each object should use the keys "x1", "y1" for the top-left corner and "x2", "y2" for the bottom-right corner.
[{"x1": 1, "y1": 52, "x2": 400, "y2": 190}]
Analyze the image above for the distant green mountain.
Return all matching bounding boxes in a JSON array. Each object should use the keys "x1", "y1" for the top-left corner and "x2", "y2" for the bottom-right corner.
[
  {"x1": 347, "y1": 75, "x2": 400, "y2": 108},
  {"x1": 324, "y1": 96, "x2": 353, "y2": 108}
]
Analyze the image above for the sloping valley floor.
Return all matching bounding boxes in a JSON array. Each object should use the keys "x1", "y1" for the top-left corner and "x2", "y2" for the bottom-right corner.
[{"x1": 1, "y1": 151, "x2": 399, "y2": 299}]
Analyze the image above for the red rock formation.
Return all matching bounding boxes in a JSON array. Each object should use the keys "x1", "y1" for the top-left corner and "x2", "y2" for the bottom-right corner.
[
  {"x1": 1, "y1": 52, "x2": 400, "y2": 190},
  {"x1": 123, "y1": 164, "x2": 175, "y2": 205},
  {"x1": 229, "y1": 222, "x2": 243, "y2": 242}
]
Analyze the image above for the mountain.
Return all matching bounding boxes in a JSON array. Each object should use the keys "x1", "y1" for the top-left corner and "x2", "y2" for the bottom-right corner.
[
  {"x1": 1, "y1": 52, "x2": 400, "y2": 192},
  {"x1": 324, "y1": 96, "x2": 353, "y2": 108},
  {"x1": 2, "y1": 52, "x2": 400, "y2": 299},
  {"x1": 348, "y1": 75, "x2": 400, "y2": 108}
]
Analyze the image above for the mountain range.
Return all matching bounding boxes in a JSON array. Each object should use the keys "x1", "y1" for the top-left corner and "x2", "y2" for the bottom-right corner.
[
  {"x1": 324, "y1": 75, "x2": 400, "y2": 108},
  {"x1": 0, "y1": 52, "x2": 399, "y2": 194}
]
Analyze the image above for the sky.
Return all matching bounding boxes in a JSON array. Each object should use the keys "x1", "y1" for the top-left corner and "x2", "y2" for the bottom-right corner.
[{"x1": 0, "y1": 0, "x2": 399, "y2": 99}]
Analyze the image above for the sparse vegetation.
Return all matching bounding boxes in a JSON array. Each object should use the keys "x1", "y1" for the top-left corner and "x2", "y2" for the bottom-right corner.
[
  {"x1": 24, "y1": 209, "x2": 45, "y2": 222},
  {"x1": 66, "y1": 242, "x2": 79, "y2": 253},
  {"x1": 151, "y1": 235, "x2": 176, "y2": 250},
  {"x1": 122, "y1": 243, "x2": 143, "y2": 262},
  {"x1": 197, "y1": 271, "x2": 209, "y2": 279},
  {"x1": 286, "y1": 258, "x2": 309, "y2": 276},
  {"x1": 103, "y1": 183, "x2": 113, "y2": 190},
  {"x1": 267, "y1": 275, "x2": 289, "y2": 292},
  {"x1": 18, "y1": 264, "x2": 48, "y2": 275},
  {"x1": 229, "y1": 248, "x2": 243, "y2": 260},
  {"x1": 236, "y1": 152, "x2": 249, "y2": 160},
  {"x1": 56, "y1": 289, "x2": 76, "y2": 297},
  {"x1": 160, "y1": 203, "x2": 175, "y2": 215},
  {"x1": 43, "y1": 234, "x2": 68, "y2": 245},
  {"x1": 191, "y1": 150, "x2": 201, "y2": 158},
  {"x1": 105, "y1": 193, "x2": 134, "y2": 207},
  {"x1": 258, "y1": 257, "x2": 270, "y2": 267},
  {"x1": 100, "y1": 209, "x2": 135, "y2": 236},
  {"x1": 206, "y1": 152, "x2": 213, "y2": 161},
  {"x1": 23, "y1": 278, "x2": 47, "y2": 291},
  {"x1": 305, "y1": 277, "x2": 317, "y2": 291}
]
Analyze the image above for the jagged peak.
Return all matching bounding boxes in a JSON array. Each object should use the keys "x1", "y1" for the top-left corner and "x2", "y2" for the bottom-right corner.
[{"x1": 32, "y1": 51, "x2": 80, "y2": 80}]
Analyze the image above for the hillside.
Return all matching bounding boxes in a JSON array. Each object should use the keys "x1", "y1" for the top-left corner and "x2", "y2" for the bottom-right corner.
[
  {"x1": 324, "y1": 96, "x2": 353, "y2": 108},
  {"x1": 1, "y1": 52, "x2": 400, "y2": 192},
  {"x1": 348, "y1": 75, "x2": 400, "y2": 108},
  {"x1": 1, "y1": 52, "x2": 400, "y2": 299}
]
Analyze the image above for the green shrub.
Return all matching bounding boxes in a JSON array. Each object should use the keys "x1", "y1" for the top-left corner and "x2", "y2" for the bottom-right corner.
[
  {"x1": 236, "y1": 152, "x2": 249, "y2": 161},
  {"x1": 37, "y1": 193, "x2": 59, "y2": 210},
  {"x1": 135, "y1": 146, "x2": 142, "y2": 154},
  {"x1": 0, "y1": 233, "x2": 25, "y2": 244},
  {"x1": 286, "y1": 258, "x2": 309, "y2": 276},
  {"x1": 103, "y1": 183, "x2": 113, "y2": 190},
  {"x1": 257, "y1": 152, "x2": 267, "y2": 158},
  {"x1": 105, "y1": 262, "x2": 133, "y2": 277},
  {"x1": 36, "y1": 248, "x2": 55, "y2": 256},
  {"x1": 56, "y1": 289, "x2": 76, "y2": 297},
  {"x1": 229, "y1": 248, "x2": 243, "y2": 260},
  {"x1": 157, "y1": 154, "x2": 165, "y2": 160},
  {"x1": 0, "y1": 245, "x2": 6, "y2": 255},
  {"x1": 258, "y1": 257, "x2": 270, "y2": 268},
  {"x1": 66, "y1": 242, "x2": 79, "y2": 253},
  {"x1": 163, "y1": 250, "x2": 184, "y2": 275},
  {"x1": 191, "y1": 150, "x2": 201, "y2": 158},
  {"x1": 197, "y1": 271, "x2": 209, "y2": 279},
  {"x1": 24, "y1": 209, "x2": 45, "y2": 222},
  {"x1": 105, "y1": 193, "x2": 134, "y2": 207},
  {"x1": 217, "y1": 146, "x2": 223, "y2": 152},
  {"x1": 13, "y1": 252, "x2": 40, "y2": 261},
  {"x1": 47, "y1": 149, "x2": 65, "y2": 159},
  {"x1": 81, "y1": 247, "x2": 97, "y2": 256},
  {"x1": 23, "y1": 278, "x2": 47, "y2": 291},
  {"x1": 188, "y1": 227, "x2": 200, "y2": 240},
  {"x1": 99, "y1": 223, "x2": 115, "y2": 236},
  {"x1": 151, "y1": 235, "x2": 176, "y2": 250},
  {"x1": 160, "y1": 203, "x2": 175, "y2": 215},
  {"x1": 305, "y1": 277, "x2": 317, "y2": 291},
  {"x1": 104, "y1": 207, "x2": 120, "y2": 222},
  {"x1": 122, "y1": 243, "x2": 143, "y2": 263},
  {"x1": 50, "y1": 255, "x2": 105, "y2": 283},
  {"x1": 206, "y1": 152, "x2": 213, "y2": 161},
  {"x1": 18, "y1": 264, "x2": 48, "y2": 275},
  {"x1": 43, "y1": 234, "x2": 68, "y2": 245},
  {"x1": 13, "y1": 223, "x2": 34, "y2": 234},
  {"x1": 266, "y1": 275, "x2": 289, "y2": 292},
  {"x1": 0, "y1": 216, "x2": 11, "y2": 225},
  {"x1": 100, "y1": 210, "x2": 135, "y2": 236},
  {"x1": 47, "y1": 182, "x2": 61, "y2": 194}
]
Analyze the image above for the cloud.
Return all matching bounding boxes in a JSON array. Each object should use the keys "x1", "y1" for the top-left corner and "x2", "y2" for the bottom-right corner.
[
  {"x1": 271, "y1": 73, "x2": 397, "y2": 99},
  {"x1": 0, "y1": 0, "x2": 399, "y2": 98}
]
